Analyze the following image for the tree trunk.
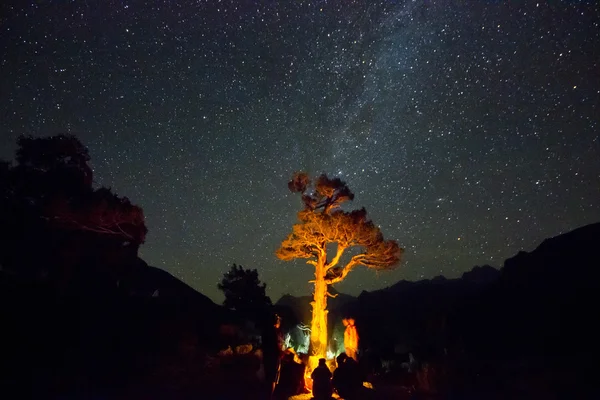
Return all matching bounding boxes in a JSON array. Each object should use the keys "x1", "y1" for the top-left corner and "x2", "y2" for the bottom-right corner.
[{"x1": 308, "y1": 262, "x2": 328, "y2": 373}]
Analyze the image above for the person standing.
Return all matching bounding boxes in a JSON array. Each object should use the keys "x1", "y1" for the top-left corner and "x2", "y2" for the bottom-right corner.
[
  {"x1": 343, "y1": 318, "x2": 359, "y2": 361},
  {"x1": 262, "y1": 313, "x2": 283, "y2": 399}
]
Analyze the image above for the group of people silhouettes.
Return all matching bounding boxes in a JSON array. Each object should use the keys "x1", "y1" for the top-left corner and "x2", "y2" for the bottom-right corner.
[
  {"x1": 310, "y1": 353, "x2": 365, "y2": 400},
  {"x1": 262, "y1": 313, "x2": 366, "y2": 400}
]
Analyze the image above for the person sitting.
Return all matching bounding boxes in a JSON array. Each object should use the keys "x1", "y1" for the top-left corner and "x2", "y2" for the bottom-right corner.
[
  {"x1": 274, "y1": 351, "x2": 306, "y2": 399},
  {"x1": 344, "y1": 357, "x2": 364, "y2": 396},
  {"x1": 311, "y1": 358, "x2": 332, "y2": 400},
  {"x1": 332, "y1": 353, "x2": 350, "y2": 398},
  {"x1": 333, "y1": 353, "x2": 365, "y2": 400}
]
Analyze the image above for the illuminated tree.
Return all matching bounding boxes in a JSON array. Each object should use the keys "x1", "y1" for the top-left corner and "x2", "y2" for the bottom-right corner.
[
  {"x1": 47, "y1": 187, "x2": 147, "y2": 246},
  {"x1": 276, "y1": 172, "x2": 403, "y2": 371}
]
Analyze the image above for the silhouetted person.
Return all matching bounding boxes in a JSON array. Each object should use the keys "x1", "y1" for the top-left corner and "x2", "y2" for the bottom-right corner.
[
  {"x1": 262, "y1": 313, "x2": 283, "y2": 399},
  {"x1": 332, "y1": 352, "x2": 364, "y2": 399},
  {"x1": 346, "y1": 357, "x2": 364, "y2": 398},
  {"x1": 333, "y1": 353, "x2": 350, "y2": 398},
  {"x1": 343, "y1": 318, "x2": 359, "y2": 361},
  {"x1": 274, "y1": 351, "x2": 306, "y2": 399},
  {"x1": 311, "y1": 358, "x2": 332, "y2": 400}
]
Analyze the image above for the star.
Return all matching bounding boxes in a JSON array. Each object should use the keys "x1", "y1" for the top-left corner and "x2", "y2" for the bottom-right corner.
[{"x1": 0, "y1": 0, "x2": 598, "y2": 302}]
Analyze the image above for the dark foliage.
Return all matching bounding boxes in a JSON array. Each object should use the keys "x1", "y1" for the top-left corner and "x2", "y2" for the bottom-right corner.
[
  {"x1": 218, "y1": 263, "x2": 272, "y2": 319},
  {"x1": 0, "y1": 135, "x2": 147, "y2": 285}
]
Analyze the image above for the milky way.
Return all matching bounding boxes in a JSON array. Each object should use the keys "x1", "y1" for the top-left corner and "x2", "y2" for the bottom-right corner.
[{"x1": 1, "y1": 1, "x2": 599, "y2": 302}]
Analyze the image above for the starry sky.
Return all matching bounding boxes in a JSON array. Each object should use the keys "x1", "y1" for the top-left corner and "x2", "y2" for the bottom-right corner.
[{"x1": 1, "y1": 1, "x2": 599, "y2": 303}]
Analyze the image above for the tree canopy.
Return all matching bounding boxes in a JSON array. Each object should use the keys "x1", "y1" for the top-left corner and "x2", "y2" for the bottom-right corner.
[
  {"x1": 1, "y1": 135, "x2": 147, "y2": 247},
  {"x1": 218, "y1": 264, "x2": 272, "y2": 318},
  {"x1": 277, "y1": 172, "x2": 402, "y2": 284},
  {"x1": 0, "y1": 134, "x2": 147, "y2": 283}
]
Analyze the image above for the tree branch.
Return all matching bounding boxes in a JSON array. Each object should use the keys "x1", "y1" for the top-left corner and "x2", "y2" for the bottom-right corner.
[
  {"x1": 325, "y1": 256, "x2": 363, "y2": 285},
  {"x1": 325, "y1": 244, "x2": 346, "y2": 271},
  {"x1": 318, "y1": 246, "x2": 326, "y2": 260},
  {"x1": 53, "y1": 216, "x2": 134, "y2": 239}
]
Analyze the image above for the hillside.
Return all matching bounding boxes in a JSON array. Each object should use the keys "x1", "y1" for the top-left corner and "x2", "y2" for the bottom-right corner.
[{"x1": 0, "y1": 259, "x2": 253, "y2": 399}]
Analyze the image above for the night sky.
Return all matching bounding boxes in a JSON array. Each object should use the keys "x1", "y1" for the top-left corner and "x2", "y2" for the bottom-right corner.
[{"x1": 1, "y1": 1, "x2": 599, "y2": 303}]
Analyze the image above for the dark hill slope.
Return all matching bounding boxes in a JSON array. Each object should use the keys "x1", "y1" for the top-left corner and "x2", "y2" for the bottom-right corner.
[
  {"x1": 0, "y1": 259, "x2": 236, "y2": 399},
  {"x1": 351, "y1": 223, "x2": 600, "y2": 396}
]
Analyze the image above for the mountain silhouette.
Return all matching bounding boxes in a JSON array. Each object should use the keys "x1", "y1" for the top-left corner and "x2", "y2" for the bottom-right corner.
[
  {"x1": 2, "y1": 218, "x2": 599, "y2": 398},
  {"x1": 276, "y1": 223, "x2": 600, "y2": 396}
]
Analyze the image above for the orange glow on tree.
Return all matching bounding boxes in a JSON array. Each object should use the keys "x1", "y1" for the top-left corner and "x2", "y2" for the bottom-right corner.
[{"x1": 276, "y1": 172, "x2": 403, "y2": 372}]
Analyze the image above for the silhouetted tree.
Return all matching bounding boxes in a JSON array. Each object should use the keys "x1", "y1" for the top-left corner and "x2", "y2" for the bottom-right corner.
[
  {"x1": 276, "y1": 172, "x2": 402, "y2": 370},
  {"x1": 218, "y1": 264, "x2": 272, "y2": 318},
  {"x1": 15, "y1": 134, "x2": 93, "y2": 189},
  {"x1": 0, "y1": 134, "x2": 147, "y2": 283}
]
